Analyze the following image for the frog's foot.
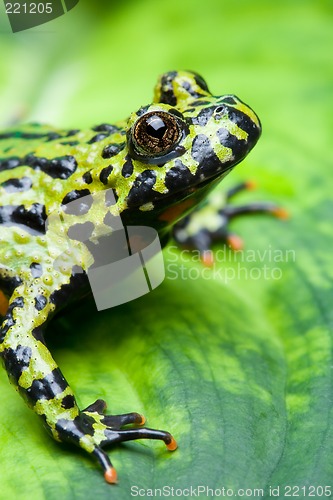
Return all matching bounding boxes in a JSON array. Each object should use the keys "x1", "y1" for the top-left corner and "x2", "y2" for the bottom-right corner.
[
  {"x1": 56, "y1": 399, "x2": 177, "y2": 484},
  {"x1": 173, "y1": 181, "x2": 288, "y2": 265},
  {"x1": 221, "y1": 181, "x2": 288, "y2": 249}
]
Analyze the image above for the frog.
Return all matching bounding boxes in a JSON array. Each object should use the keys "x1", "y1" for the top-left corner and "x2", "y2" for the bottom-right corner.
[{"x1": 0, "y1": 71, "x2": 283, "y2": 484}]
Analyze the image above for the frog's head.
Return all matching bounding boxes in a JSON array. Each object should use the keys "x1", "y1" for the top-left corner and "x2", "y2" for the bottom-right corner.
[{"x1": 119, "y1": 71, "x2": 261, "y2": 232}]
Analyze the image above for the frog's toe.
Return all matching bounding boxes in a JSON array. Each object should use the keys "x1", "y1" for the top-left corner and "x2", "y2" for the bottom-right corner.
[
  {"x1": 223, "y1": 180, "x2": 288, "y2": 220},
  {"x1": 102, "y1": 411, "x2": 146, "y2": 427},
  {"x1": 221, "y1": 201, "x2": 289, "y2": 220},
  {"x1": 92, "y1": 446, "x2": 118, "y2": 483},
  {"x1": 104, "y1": 466, "x2": 118, "y2": 484},
  {"x1": 83, "y1": 400, "x2": 146, "y2": 426},
  {"x1": 101, "y1": 425, "x2": 177, "y2": 450},
  {"x1": 225, "y1": 233, "x2": 244, "y2": 251},
  {"x1": 83, "y1": 398, "x2": 107, "y2": 413},
  {"x1": 81, "y1": 406, "x2": 177, "y2": 483}
]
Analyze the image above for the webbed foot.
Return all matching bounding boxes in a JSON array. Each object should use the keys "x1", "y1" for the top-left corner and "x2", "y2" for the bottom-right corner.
[
  {"x1": 173, "y1": 181, "x2": 288, "y2": 264},
  {"x1": 56, "y1": 399, "x2": 177, "y2": 484}
]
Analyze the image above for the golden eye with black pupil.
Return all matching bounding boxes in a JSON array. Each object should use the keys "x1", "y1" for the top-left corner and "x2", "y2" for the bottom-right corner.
[
  {"x1": 128, "y1": 111, "x2": 187, "y2": 165},
  {"x1": 134, "y1": 111, "x2": 180, "y2": 154}
]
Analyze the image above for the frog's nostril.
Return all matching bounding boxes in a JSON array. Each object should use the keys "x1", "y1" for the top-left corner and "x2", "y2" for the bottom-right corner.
[{"x1": 214, "y1": 106, "x2": 225, "y2": 115}]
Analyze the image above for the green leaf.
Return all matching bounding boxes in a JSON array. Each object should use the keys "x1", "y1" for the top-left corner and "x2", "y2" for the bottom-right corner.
[{"x1": 0, "y1": 0, "x2": 332, "y2": 498}]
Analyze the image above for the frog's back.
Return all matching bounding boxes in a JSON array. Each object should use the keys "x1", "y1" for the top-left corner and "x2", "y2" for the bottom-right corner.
[
  {"x1": 0, "y1": 122, "x2": 124, "y2": 282},
  {"x1": 0, "y1": 123, "x2": 84, "y2": 215},
  {"x1": 0, "y1": 122, "x2": 121, "y2": 206}
]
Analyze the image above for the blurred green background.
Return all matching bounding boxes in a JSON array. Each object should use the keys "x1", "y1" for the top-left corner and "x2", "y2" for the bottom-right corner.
[{"x1": 0, "y1": 0, "x2": 332, "y2": 498}]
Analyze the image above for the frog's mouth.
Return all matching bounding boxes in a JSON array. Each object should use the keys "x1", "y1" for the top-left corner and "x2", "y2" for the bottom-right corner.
[
  {"x1": 156, "y1": 165, "x2": 233, "y2": 207},
  {"x1": 134, "y1": 161, "x2": 234, "y2": 209},
  {"x1": 192, "y1": 166, "x2": 233, "y2": 190}
]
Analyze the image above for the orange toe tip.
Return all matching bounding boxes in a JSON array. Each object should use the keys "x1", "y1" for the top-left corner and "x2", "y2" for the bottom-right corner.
[
  {"x1": 138, "y1": 414, "x2": 146, "y2": 425},
  {"x1": 245, "y1": 180, "x2": 256, "y2": 190},
  {"x1": 272, "y1": 207, "x2": 289, "y2": 220},
  {"x1": 227, "y1": 234, "x2": 244, "y2": 251},
  {"x1": 166, "y1": 436, "x2": 178, "y2": 451},
  {"x1": 104, "y1": 467, "x2": 118, "y2": 484},
  {"x1": 201, "y1": 250, "x2": 214, "y2": 267}
]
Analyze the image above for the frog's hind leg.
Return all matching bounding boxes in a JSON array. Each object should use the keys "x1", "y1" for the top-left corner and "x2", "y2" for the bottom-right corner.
[
  {"x1": 0, "y1": 284, "x2": 176, "y2": 484},
  {"x1": 173, "y1": 181, "x2": 288, "y2": 264}
]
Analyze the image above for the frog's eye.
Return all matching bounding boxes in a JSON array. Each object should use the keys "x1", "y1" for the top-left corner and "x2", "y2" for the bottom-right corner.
[
  {"x1": 133, "y1": 111, "x2": 180, "y2": 155},
  {"x1": 129, "y1": 111, "x2": 186, "y2": 164}
]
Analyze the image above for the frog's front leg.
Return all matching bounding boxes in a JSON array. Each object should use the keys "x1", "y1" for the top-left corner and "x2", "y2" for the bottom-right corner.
[
  {"x1": 0, "y1": 282, "x2": 176, "y2": 484},
  {"x1": 173, "y1": 182, "x2": 288, "y2": 264}
]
